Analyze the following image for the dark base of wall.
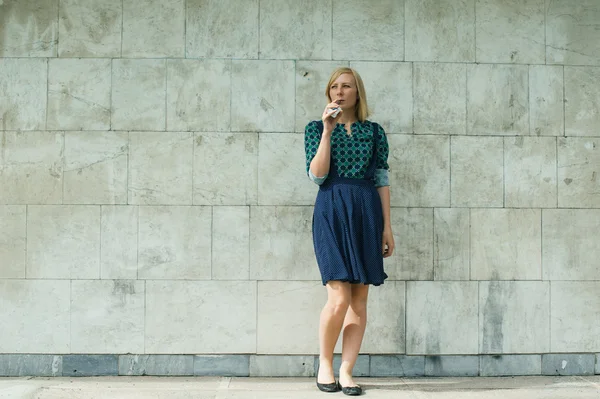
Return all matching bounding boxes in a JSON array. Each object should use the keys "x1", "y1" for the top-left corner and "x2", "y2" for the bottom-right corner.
[{"x1": 0, "y1": 354, "x2": 598, "y2": 377}]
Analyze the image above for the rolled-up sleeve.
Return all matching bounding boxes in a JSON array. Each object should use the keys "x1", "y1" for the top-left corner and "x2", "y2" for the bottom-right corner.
[
  {"x1": 374, "y1": 123, "x2": 390, "y2": 188},
  {"x1": 304, "y1": 121, "x2": 328, "y2": 185}
]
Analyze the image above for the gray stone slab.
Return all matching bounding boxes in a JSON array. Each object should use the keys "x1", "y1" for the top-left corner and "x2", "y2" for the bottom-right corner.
[
  {"x1": 259, "y1": 0, "x2": 331, "y2": 60},
  {"x1": 596, "y1": 354, "x2": 599, "y2": 375},
  {"x1": 119, "y1": 355, "x2": 194, "y2": 376},
  {"x1": 194, "y1": 355, "x2": 249, "y2": 377},
  {"x1": 550, "y1": 282, "x2": 600, "y2": 352},
  {"x1": 333, "y1": 0, "x2": 404, "y2": 61},
  {"x1": 425, "y1": 356, "x2": 479, "y2": 377},
  {"x1": 0, "y1": 355, "x2": 62, "y2": 377},
  {"x1": 480, "y1": 355, "x2": 541, "y2": 376},
  {"x1": 0, "y1": 0, "x2": 58, "y2": 57},
  {"x1": 475, "y1": 0, "x2": 545, "y2": 64},
  {"x1": 565, "y1": 67, "x2": 600, "y2": 137},
  {"x1": 406, "y1": 0, "x2": 475, "y2": 62},
  {"x1": 62, "y1": 355, "x2": 118, "y2": 377},
  {"x1": 542, "y1": 354, "x2": 595, "y2": 376},
  {"x1": 186, "y1": 0, "x2": 258, "y2": 58},
  {"x1": 313, "y1": 355, "x2": 370, "y2": 377},
  {"x1": 370, "y1": 355, "x2": 425, "y2": 377},
  {"x1": 250, "y1": 356, "x2": 313, "y2": 377},
  {"x1": 547, "y1": 0, "x2": 600, "y2": 66}
]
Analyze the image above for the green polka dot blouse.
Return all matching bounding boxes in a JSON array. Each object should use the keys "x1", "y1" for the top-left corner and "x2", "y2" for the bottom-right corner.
[{"x1": 304, "y1": 120, "x2": 390, "y2": 187}]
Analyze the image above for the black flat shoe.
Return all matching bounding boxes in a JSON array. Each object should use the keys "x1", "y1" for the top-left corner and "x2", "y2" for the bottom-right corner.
[
  {"x1": 316, "y1": 364, "x2": 340, "y2": 393},
  {"x1": 338, "y1": 382, "x2": 362, "y2": 396},
  {"x1": 316, "y1": 380, "x2": 340, "y2": 393}
]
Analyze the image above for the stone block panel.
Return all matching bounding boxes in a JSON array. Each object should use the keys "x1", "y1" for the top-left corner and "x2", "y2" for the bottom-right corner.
[
  {"x1": 101, "y1": 206, "x2": 138, "y2": 280},
  {"x1": 63, "y1": 355, "x2": 118, "y2": 377},
  {"x1": 370, "y1": 355, "x2": 425, "y2": 377},
  {"x1": 259, "y1": 0, "x2": 331, "y2": 60},
  {"x1": 0, "y1": 280, "x2": 70, "y2": 353},
  {"x1": 547, "y1": 0, "x2": 600, "y2": 65},
  {"x1": 425, "y1": 356, "x2": 479, "y2": 377},
  {"x1": 250, "y1": 206, "x2": 318, "y2": 281},
  {"x1": 250, "y1": 356, "x2": 314, "y2": 377},
  {"x1": 414, "y1": 63, "x2": 467, "y2": 135},
  {"x1": 0, "y1": 355, "x2": 62, "y2": 377},
  {"x1": 565, "y1": 67, "x2": 600, "y2": 137},
  {"x1": 476, "y1": 0, "x2": 545, "y2": 64},
  {"x1": 119, "y1": 355, "x2": 194, "y2": 376},
  {"x1": 70, "y1": 280, "x2": 145, "y2": 354},
  {"x1": 0, "y1": 0, "x2": 58, "y2": 57},
  {"x1": 333, "y1": 0, "x2": 404, "y2": 61},
  {"x1": 480, "y1": 355, "x2": 541, "y2": 376},
  {"x1": 47, "y1": 59, "x2": 111, "y2": 131},
  {"x1": 138, "y1": 206, "x2": 211, "y2": 280},
  {"x1": 541, "y1": 354, "x2": 595, "y2": 376},
  {"x1": 557, "y1": 138, "x2": 600, "y2": 208},
  {"x1": 231, "y1": 60, "x2": 295, "y2": 132},
  {"x1": 384, "y1": 208, "x2": 434, "y2": 281},
  {"x1": 58, "y1": 0, "x2": 122, "y2": 57},
  {"x1": 0, "y1": 206, "x2": 26, "y2": 278},
  {"x1": 257, "y1": 281, "x2": 325, "y2": 354},
  {"x1": 212, "y1": 206, "x2": 250, "y2": 280},
  {"x1": 529, "y1": 65, "x2": 564, "y2": 137},
  {"x1": 551, "y1": 282, "x2": 600, "y2": 352},
  {"x1": 542, "y1": 209, "x2": 600, "y2": 280},
  {"x1": 505, "y1": 137, "x2": 557, "y2": 208},
  {"x1": 451, "y1": 136, "x2": 503, "y2": 207},
  {"x1": 467, "y1": 64, "x2": 528, "y2": 135},
  {"x1": 194, "y1": 355, "x2": 249, "y2": 377},
  {"x1": 64, "y1": 131, "x2": 128, "y2": 204},
  {"x1": 27, "y1": 205, "x2": 100, "y2": 279},
  {"x1": 479, "y1": 281, "x2": 550, "y2": 354},
  {"x1": 128, "y1": 132, "x2": 193, "y2": 205},
  {"x1": 406, "y1": 0, "x2": 475, "y2": 62},
  {"x1": 388, "y1": 135, "x2": 450, "y2": 207},
  {"x1": 258, "y1": 134, "x2": 316, "y2": 205},
  {"x1": 122, "y1": 0, "x2": 184, "y2": 58},
  {"x1": 434, "y1": 208, "x2": 469, "y2": 281},
  {"x1": 186, "y1": 0, "x2": 258, "y2": 59},
  {"x1": 362, "y1": 281, "x2": 406, "y2": 354},
  {"x1": 406, "y1": 282, "x2": 478, "y2": 355},
  {"x1": 146, "y1": 281, "x2": 256, "y2": 354},
  {"x1": 471, "y1": 209, "x2": 541, "y2": 280},
  {"x1": 0, "y1": 131, "x2": 63, "y2": 205},
  {"x1": 111, "y1": 59, "x2": 166, "y2": 131},
  {"x1": 166, "y1": 59, "x2": 231, "y2": 132},
  {"x1": 0, "y1": 59, "x2": 47, "y2": 131},
  {"x1": 193, "y1": 133, "x2": 258, "y2": 205}
]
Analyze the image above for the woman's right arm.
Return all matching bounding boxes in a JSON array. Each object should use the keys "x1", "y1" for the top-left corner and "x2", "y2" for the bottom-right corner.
[{"x1": 309, "y1": 127, "x2": 332, "y2": 179}]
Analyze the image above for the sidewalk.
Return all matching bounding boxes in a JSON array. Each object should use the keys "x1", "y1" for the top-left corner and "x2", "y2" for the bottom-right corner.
[{"x1": 1, "y1": 375, "x2": 599, "y2": 398}]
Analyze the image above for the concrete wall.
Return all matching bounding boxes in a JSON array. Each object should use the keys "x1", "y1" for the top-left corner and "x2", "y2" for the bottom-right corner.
[{"x1": 1, "y1": 0, "x2": 599, "y2": 377}]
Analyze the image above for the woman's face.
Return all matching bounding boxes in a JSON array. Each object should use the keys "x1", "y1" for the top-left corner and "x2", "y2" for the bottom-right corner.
[{"x1": 329, "y1": 73, "x2": 358, "y2": 111}]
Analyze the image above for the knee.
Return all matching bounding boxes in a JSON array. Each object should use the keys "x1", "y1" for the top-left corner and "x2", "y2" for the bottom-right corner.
[
  {"x1": 350, "y1": 297, "x2": 368, "y2": 315},
  {"x1": 326, "y1": 297, "x2": 350, "y2": 316}
]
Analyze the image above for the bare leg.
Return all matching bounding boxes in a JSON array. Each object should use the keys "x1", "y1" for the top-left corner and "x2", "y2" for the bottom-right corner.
[
  {"x1": 318, "y1": 281, "x2": 351, "y2": 384},
  {"x1": 339, "y1": 283, "x2": 369, "y2": 387}
]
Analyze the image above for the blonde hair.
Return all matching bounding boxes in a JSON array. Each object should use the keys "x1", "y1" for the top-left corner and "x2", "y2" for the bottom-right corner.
[{"x1": 325, "y1": 67, "x2": 370, "y2": 122}]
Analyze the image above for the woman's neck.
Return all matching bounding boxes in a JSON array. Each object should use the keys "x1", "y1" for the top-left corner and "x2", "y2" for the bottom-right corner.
[{"x1": 337, "y1": 113, "x2": 358, "y2": 126}]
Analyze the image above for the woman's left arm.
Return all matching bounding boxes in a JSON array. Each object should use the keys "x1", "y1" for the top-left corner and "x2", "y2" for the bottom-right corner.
[{"x1": 377, "y1": 186, "x2": 394, "y2": 258}]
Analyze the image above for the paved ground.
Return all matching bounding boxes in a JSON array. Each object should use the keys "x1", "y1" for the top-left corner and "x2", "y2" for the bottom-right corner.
[{"x1": 1, "y1": 375, "x2": 600, "y2": 398}]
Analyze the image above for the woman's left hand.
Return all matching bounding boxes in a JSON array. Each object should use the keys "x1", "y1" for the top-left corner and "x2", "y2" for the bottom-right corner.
[{"x1": 382, "y1": 227, "x2": 395, "y2": 258}]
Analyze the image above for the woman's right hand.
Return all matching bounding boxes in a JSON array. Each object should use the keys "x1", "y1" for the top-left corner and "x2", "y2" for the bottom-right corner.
[{"x1": 321, "y1": 101, "x2": 342, "y2": 133}]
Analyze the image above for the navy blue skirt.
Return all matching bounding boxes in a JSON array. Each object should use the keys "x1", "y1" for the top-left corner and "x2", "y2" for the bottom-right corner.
[{"x1": 312, "y1": 177, "x2": 388, "y2": 286}]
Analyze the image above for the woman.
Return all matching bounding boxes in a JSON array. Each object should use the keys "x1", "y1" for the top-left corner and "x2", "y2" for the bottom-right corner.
[{"x1": 304, "y1": 67, "x2": 395, "y2": 396}]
